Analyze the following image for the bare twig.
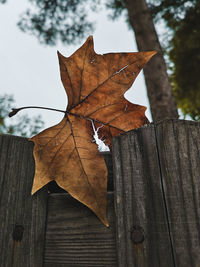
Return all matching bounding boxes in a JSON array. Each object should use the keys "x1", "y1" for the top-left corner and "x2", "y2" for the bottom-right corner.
[{"x1": 9, "y1": 106, "x2": 66, "y2": 117}]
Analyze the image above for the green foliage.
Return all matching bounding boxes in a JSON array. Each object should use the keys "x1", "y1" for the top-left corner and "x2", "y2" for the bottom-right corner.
[
  {"x1": 0, "y1": 0, "x2": 100, "y2": 45},
  {"x1": 148, "y1": 0, "x2": 197, "y2": 28},
  {"x1": 169, "y1": 2, "x2": 200, "y2": 120},
  {"x1": 101, "y1": 0, "x2": 200, "y2": 120},
  {"x1": 1, "y1": 0, "x2": 199, "y2": 119},
  {"x1": 0, "y1": 94, "x2": 44, "y2": 137},
  {"x1": 105, "y1": 0, "x2": 126, "y2": 20},
  {"x1": 105, "y1": 0, "x2": 197, "y2": 26},
  {"x1": 13, "y1": 0, "x2": 197, "y2": 46},
  {"x1": 17, "y1": 0, "x2": 101, "y2": 45},
  {"x1": 0, "y1": 0, "x2": 102, "y2": 45}
]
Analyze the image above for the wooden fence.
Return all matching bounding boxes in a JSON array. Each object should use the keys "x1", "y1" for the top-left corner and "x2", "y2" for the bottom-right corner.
[{"x1": 0, "y1": 119, "x2": 200, "y2": 266}]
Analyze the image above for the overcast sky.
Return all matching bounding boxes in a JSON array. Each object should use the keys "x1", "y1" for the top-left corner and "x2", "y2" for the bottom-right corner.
[{"x1": 0, "y1": 0, "x2": 152, "y2": 132}]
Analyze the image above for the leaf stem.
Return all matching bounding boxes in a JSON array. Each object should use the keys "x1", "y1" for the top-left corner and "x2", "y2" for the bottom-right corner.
[{"x1": 9, "y1": 106, "x2": 66, "y2": 117}]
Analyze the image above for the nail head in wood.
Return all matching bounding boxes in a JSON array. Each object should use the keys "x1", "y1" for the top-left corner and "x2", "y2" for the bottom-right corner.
[
  {"x1": 131, "y1": 226, "x2": 144, "y2": 244},
  {"x1": 13, "y1": 224, "x2": 24, "y2": 242}
]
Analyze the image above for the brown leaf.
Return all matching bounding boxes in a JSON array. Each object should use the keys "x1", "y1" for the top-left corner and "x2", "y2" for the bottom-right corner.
[{"x1": 30, "y1": 36, "x2": 156, "y2": 226}]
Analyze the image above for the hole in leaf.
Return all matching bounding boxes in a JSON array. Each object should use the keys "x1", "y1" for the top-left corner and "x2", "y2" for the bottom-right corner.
[{"x1": 90, "y1": 120, "x2": 110, "y2": 152}]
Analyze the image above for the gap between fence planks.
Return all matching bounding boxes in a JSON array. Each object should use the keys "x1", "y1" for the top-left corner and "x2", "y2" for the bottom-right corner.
[
  {"x1": 43, "y1": 153, "x2": 117, "y2": 266},
  {"x1": 44, "y1": 192, "x2": 117, "y2": 267}
]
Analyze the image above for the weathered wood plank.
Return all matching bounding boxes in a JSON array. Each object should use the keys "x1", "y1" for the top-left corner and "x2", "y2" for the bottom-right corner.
[
  {"x1": 112, "y1": 124, "x2": 175, "y2": 267},
  {"x1": 2, "y1": 120, "x2": 199, "y2": 267},
  {"x1": 0, "y1": 135, "x2": 48, "y2": 267},
  {"x1": 155, "y1": 119, "x2": 200, "y2": 266},
  {"x1": 44, "y1": 192, "x2": 117, "y2": 267}
]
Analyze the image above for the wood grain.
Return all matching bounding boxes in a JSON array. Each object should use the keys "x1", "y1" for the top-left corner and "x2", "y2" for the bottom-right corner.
[
  {"x1": 112, "y1": 119, "x2": 200, "y2": 267},
  {"x1": 155, "y1": 119, "x2": 200, "y2": 266},
  {"x1": 44, "y1": 192, "x2": 117, "y2": 267},
  {"x1": 112, "y1": 123, "x2": 174, "y2": 267},
  {"x1": 0, "y1": 135, "x2": 48, "y2": 267},
  {"x1": 1, "y1": 119, "x2": 200, "y2": 267}
]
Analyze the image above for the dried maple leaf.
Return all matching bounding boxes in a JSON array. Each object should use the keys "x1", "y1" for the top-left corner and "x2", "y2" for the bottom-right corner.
[{"x1": 30, "y1": 36, "x2": 156, "y2": 226}]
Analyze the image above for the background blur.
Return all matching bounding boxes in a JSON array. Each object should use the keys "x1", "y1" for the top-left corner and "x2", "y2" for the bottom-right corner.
[
  {"x1": 1, "y1": 0, "x2": 199, "y2": 136},
  {"x1": 0, "y1": 0, "x2": 151, "y2": 132}
]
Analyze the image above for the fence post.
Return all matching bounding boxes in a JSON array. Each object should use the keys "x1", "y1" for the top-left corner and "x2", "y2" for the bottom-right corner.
[
  {"x1": 0, "y1": 135, "x2": 48, "y2": 267},
  {"x1": 112, "y1": 119, "x2": 200, "y2": 267},
  {"x1": 155, "y1": 119, "x2": 200, "y2": 266}
]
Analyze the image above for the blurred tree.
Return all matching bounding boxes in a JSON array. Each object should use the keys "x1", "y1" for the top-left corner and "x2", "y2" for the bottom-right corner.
[
  {"x1": 1, "y1": 1, "x2": 199, "y2": 120},
  {"x1": 0, "y1": 0, "x2": 181, "y2": 121},
  {"x1": 169, "y1": 2, "x2": 200, "y2": 120},
  {"x1": 107, "y1": 0, "x2": 200, "y2": 120},
  {"x1": 121, "y1": 0, "x2": 178, "y2": 121},
  {"x1": 0, "y1": 94, "x2": 44, "y2": 137},
  {"x1": 18, "y1": 0, "x2": 101, "y2": 46},
  {"x1": 148, "y1": 0, "x2": 197, "y2": 28},
  {"x1": 147, "y1": 0, "x2": 198, "y2": 63}
]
